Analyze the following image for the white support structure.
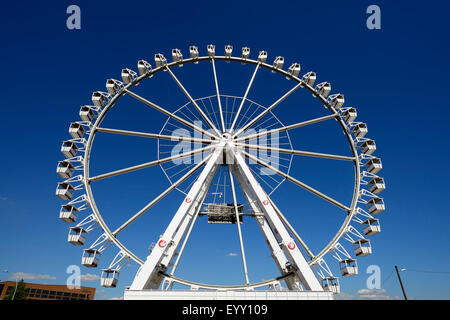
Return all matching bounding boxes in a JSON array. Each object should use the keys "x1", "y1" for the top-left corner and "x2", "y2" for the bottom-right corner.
[
  {"x1": 129, "y1": 144, "x2": 223, "y2": 290},
  {"x1": 229, "y1": 149, "x2": 323, "y2": 291},
  {"x1": 127, "y1": 141, "x2": 323, "y2": 294}
]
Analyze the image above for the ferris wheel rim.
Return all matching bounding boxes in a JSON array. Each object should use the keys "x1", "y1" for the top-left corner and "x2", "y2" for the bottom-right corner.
[{"x1": 66, "y1": 49, "x2": 373, "y2": 290}]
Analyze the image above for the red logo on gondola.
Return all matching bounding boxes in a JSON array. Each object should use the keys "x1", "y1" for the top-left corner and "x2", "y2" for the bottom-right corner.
[
  {"x1": 288, "y1": 242, "x2": 296, "y2": 250},
  {"x1": 185, "y1": 198, "x2": 192, "y2": 203},
  {"x1": 158, "y1": 240, "x2": 167, "y2": 248},
  {"x1": 262, "y1": 200, "x2": 269, "y2": 205}
]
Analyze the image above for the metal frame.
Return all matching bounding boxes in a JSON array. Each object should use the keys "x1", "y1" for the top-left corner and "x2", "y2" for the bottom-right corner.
[{"x1": 56, "y1": 45, "x2": 385, "y2": 297}]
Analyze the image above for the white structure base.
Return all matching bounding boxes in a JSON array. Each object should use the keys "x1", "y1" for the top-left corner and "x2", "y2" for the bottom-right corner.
[{"x1": 123, "y1": 289, "x2": 334, "y2": 300}]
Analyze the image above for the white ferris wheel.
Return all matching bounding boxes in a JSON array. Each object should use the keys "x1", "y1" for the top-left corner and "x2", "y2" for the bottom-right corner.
[{"x1": 56, "y1": 44, "x2": 385, "y2": 300}]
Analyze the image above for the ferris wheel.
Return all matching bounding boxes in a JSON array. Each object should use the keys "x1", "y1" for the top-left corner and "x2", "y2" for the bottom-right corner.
[{"x1": 56, "y1": 44, "x2": 385, "y2": 300}]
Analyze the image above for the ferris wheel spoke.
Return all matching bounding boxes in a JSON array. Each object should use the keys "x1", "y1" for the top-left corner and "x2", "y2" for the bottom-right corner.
[
  {"x1": 89, "y1": 145, "x2": 212, "y2": 182},
  {"x1": 211, "y1": 58, "x2": 226, "y2": 132},
  {"x1": 96, "y1": 127, "x2": 214, "y2": 144},
  {"x1": 236, "y1": 113, "x2": 338, "y2": 143},
  {"x1": 124, "y1": 89, "x2": 217, "y2": 140},
  {"x1": 165, "y1": 67, "x2": 221, "y2": 136},
  {"x1": 169, "y1": 197, "x2": 202, "y2": 276},
  {"x1": 236, "y1": 143, "x2": 355, "y2": 161},
  {"x1": 233, "y1": 82, "x2": 303, "y2": 138},
  {"x1": 112, "y1": 154, "x2": 212, "y2": 236},
  {"x1": 229, "y1": 63, "x2": 261, "y2": 132},
  {"x1": 228, "y1": 167, "x2": 250, "y2": 285},
  {"x1": 241, "y1": 150, "x2": 351, "y2": 212}
]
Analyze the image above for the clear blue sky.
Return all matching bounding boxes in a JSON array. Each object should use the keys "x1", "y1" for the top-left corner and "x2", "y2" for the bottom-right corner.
[{"x1": 0, "y1": 0, "x2": 449, "y2": 300}]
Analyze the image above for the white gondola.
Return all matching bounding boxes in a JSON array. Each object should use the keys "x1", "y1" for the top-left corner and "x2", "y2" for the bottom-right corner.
[
  {"x1": 352, "y1": 123, "x2": 368, "y2": 138},
  {"x1": 189, "y1": 46, "x2": 199, "y2": 63},
  {"x1": 101, "y1": 269, "x2": 119, "y2": 288},
  {"x1": 362, "y1": 218, "x2": 381, "y2": 236},
  {"x1": 287, "y1": 63, "x2": 300, "y2": 78},
  {"x1": 360, "y1": 139, "x2": 376, "y2": 155},
  {"x1": 315, "y1": 82, "x2": 331, "y2": 98},
  {"x1": 56, "y1": 182, "x2": 75, "y2": 201},
  {"x1": 59, "y1": 204, "x2": 79, "y2": 223},
  {"x1": 61, "y1": 141, "x2": 78, "y2": 158},
  {"x1": 241, "y1": 47, "x2": 250, "y2": 60},
  {"x1": 106, "y1": 79, "x2": 121, "y2": 95},
  {"x1": 225, "y1": 45, "x2": 233, "y2": 61},
  {"x1": 92, "y1": 91, "x2": 108, "y2": 108},
  {"x1": 69, "y1": 122, "x2": 85, "y2": 139},
  {"x1": 258, "y1": 51, "x2": 267, "y2": 63},
  {"x1": 302, "y1": 71, "x2": 316, "y2": 86},
  {"x1": 82, "y1": 249, "x2": 101, "y2": 267},
  {"x1": 121, "y1": 68, "x2": 137, "y2": 84},
  {"x1": 340, "y1": 259, "x2": 358, "y2": 276},
  {"x1": 207, "y1": 44, "x2": 215, "y2": 57},
  {"x1": 272, "y1": 56, "x2": 284, "y2": 71},
  {"x1": 342, "y1": 107, "x2": 357, "y2": 123},
  {"x1": 172, "y1": 49, "x2": 183, "y2": 66},
  {"x1": 367, "y1": 197, "x2": 385, "y2": 214},
  {"x1": 57, "y1": 161, "x2": 75, "y2": 179},
  {"x1": 353, "y1": 239, "x2": 372, "y2": 257},
  {"x1": 79, "y1": 106, "x2": 95, "y2": 122},
  {"x1": 328, "y1": 94, "x2": 345, "y2": 109},
  {"x1": 137, "y1": 60, "x2": 152, "y2": 76},
  {"x1": 68, "y1": 227, "x2": 87, "y2": 246},
  {"x1": 368, "y1": 177, "x2": 385, "y2": 194},
  {"x1": 321, "y1": 277, "x2": 340, "y2": 294},
  {"x1": 365, "y1": 157, "x2": 382, "y2": 174},
  {"x1": 154, "y1": 53, "x2": 167, "y2": 68}
]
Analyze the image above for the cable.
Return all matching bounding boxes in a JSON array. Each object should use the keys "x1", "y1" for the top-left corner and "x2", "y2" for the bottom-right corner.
[
  {"x1": 381, "y1": 269, "x2": 395, "y2": 287},
  {"x1": 406, "y1": 269, "x2": 450, "y2": 274}
]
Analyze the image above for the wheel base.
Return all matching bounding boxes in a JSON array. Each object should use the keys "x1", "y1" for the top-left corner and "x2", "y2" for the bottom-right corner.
[{"x1": 123, "y1": 289, "x2": 334, "y2": 300}]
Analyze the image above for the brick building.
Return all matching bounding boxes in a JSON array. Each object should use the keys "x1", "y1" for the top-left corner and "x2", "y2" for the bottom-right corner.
[{"x1": 0, "y1": 281, "x2": 95, "y2": 300}]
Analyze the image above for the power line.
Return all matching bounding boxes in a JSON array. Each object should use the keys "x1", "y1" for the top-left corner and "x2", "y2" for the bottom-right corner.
[
  {"x1": 406, "y1": 269, "x2": 450, "y2": 274},
  {"x1": 381, "y1": 269, "x2": 395, "y2": 286}
]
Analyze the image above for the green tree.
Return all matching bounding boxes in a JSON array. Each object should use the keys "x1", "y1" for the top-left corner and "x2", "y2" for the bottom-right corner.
[{"x1": 3, "y1": 279, "x2": 28, "y2": 300}]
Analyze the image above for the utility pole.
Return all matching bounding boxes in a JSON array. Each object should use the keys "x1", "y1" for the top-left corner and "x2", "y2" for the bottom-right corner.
[{"x1": 395, "y1": 265, "x2": 407, "y2": 300}]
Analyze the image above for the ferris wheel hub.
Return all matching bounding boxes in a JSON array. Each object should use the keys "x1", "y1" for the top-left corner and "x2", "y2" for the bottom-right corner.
[{"x1": 221, "y1": 132, "x2": 232, "y2": 141}]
